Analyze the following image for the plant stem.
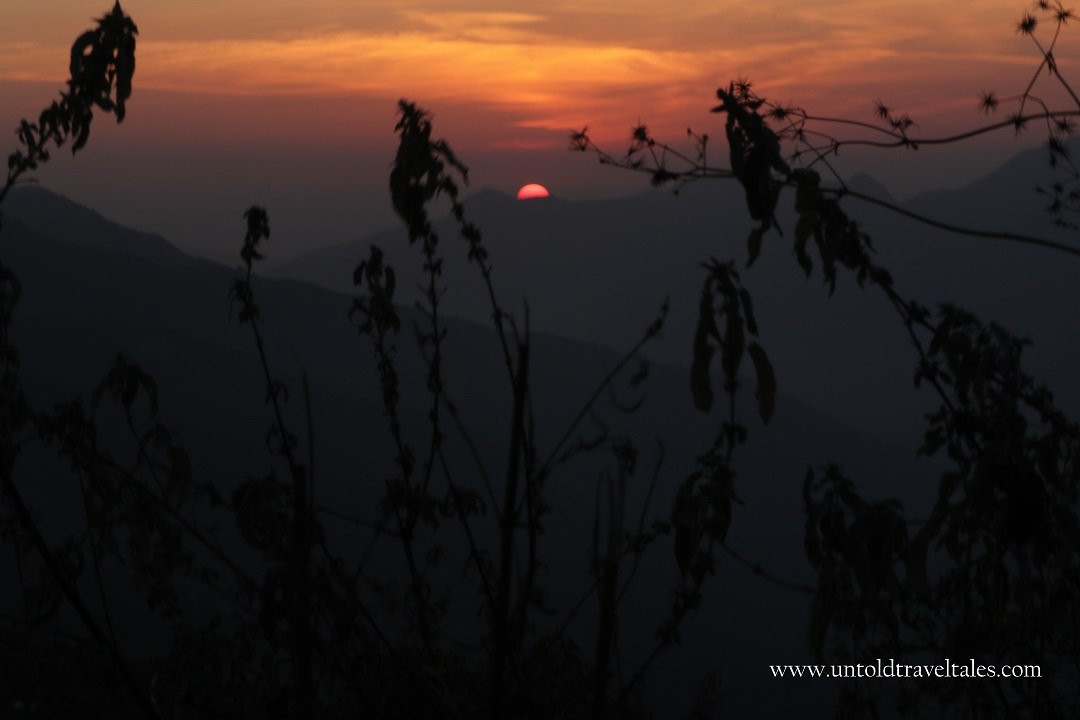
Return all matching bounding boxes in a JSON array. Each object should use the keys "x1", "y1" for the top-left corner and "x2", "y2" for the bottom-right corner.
[{"x1": 490, "y1": 339, "x2": 529, "y2": 719}]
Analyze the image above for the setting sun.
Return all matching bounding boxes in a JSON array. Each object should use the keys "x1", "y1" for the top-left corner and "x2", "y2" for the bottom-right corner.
[{"x1": 516, "y1": 183, "x2": 550, "y2": 200}]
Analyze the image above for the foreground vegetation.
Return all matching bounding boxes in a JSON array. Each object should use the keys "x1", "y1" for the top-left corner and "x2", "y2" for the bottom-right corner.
[{"x1": 2, "y1": 3, "x2": 1079, "y2": 718}]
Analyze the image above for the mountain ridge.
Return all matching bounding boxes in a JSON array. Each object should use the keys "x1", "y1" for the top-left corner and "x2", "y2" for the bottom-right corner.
[{"x1": 263, "y1": 139, "x2": 1080, "y2": 440}]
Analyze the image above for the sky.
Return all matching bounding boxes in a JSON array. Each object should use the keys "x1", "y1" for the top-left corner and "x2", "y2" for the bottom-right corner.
[{"x1": 1, "y1": 0, "x2": 1076, "y2": 260}]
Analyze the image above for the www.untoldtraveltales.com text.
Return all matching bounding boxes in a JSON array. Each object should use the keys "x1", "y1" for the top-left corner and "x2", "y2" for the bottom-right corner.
[{"x1": 770, "y1": 659, "x2": 1041, "y2": 679}]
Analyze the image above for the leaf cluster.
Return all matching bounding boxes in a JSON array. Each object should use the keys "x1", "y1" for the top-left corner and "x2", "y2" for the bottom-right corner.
[
  {"x1": 689, "y1": 259, "x2": 774, "y2": 425},
  {"x1": 805, "y1": 307, "x2": 1080, "y2": 716},
  {"x1": 3, "y1": 2, "x2": 137, "y2": 206}
]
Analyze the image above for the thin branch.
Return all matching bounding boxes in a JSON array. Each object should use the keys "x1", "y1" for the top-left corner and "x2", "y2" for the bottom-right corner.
[
  {"x1": 718, "y1": 542, "x2": 815, "y2": 595},
  {"x1": 832, "y1": 186, "x2": 1080, "y2": 259},
  {"x1": 0, "y1": 470, "x2": 161, "y2": 719},
  {"x1": 536, "y1": 304, "x2": 666, "y2": 482}
]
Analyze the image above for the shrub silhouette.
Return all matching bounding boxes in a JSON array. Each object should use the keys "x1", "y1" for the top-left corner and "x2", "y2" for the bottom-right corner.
[
  {"x1": 2, "y1": 3, "x2": 1080, "y2": 719},
  {"x1": 1, "y1": 8, "x2": 671, "y2": 718},
  {"x1": 572, "y1": 3, "x2": 1080, "y2": 715}
]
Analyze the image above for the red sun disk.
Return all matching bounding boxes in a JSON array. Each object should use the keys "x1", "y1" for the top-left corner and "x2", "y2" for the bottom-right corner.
[{"x1": 517, "y1": 183, "x2": 550, "y2": 200}]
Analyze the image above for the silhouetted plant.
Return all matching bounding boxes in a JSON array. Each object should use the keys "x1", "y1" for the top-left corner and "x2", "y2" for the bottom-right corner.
[
  {"x1": 803, "y1": 306, "x2": 1080, "y2": 716},
  {"x1": 0, "y1": 4, "x2": 163, "y2": 718},
  {"x1": 575, "y1": 4, "x2": 1080, "y2": 717},
  {"x1": 1, "y1": 1, "x2": 136, "y2": 208},
  {"x1": 347, "y1": 100, "x2": 680, "y2": 719}
]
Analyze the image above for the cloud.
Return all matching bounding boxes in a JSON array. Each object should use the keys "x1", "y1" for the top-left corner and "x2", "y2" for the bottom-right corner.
[{"x1": 0, "y1": 0, "x2": 1071, "y2": 148}]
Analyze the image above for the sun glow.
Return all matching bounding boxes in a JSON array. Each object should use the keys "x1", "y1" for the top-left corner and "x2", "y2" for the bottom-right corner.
[{"x1": 517, "y1": 183, "x2": 550, "y2": 200}]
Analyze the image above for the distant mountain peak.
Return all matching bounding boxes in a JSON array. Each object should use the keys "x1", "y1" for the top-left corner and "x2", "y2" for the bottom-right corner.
[
  {"x1": 3, "y1": 184, "x2": 190, "y2": 266},
  {"x1": 845, "y1": 173, "x2": 895, "y2": 204},
  {"x1": 463, "y1": 187, "x2": 514, "y2": 204},
  {"x1": 463, "y1": 186, "x2": 568, "y2": 206}
]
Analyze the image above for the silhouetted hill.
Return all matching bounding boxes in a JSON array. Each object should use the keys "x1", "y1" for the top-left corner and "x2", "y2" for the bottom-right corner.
[
  {"x1": 3, "y1": 184, "x2": 190, "y2": 266},
  {"x1": 0, "y1": 186, "x2": 938, "y2": 716}
]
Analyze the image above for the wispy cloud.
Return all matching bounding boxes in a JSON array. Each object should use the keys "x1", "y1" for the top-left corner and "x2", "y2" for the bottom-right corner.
[{"x1": 0, "y1": 0, "x2": 1070, "y2": 146}]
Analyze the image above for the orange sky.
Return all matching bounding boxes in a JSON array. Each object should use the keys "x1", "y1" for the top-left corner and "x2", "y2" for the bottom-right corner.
[
  {"x1": 1, "y1": 1, "x2": 1070, "y2": 143},
  {"x1": 1, "y1": 1, "x2": 1077, "y2": 258}
]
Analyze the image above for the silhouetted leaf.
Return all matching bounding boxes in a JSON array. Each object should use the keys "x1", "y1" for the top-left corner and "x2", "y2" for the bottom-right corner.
[
  {"x1": 690, "y1": 281, "x2": 716, "y2": 412},
  {"x1": 747, "y1": 225, "x2": 766, "y2": 267},
  {"x1": 720, "y1": 307, "x2": 744, "y2": 393},
  {"x1": 385, "y1": 265, "x2": 396, "y2": 300},
  {"x1": 232, "y1": 476, "x2": 290, "y2": 553},
  {"x1": 674, "y1": 522, "x2": 693, "y2": 576},
  {"x1": 738, "y1": 287, "x2": 758, "y2": 336},
  {"x1": 747, "y1": 342, "x2": 775, "y2": 423}
]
